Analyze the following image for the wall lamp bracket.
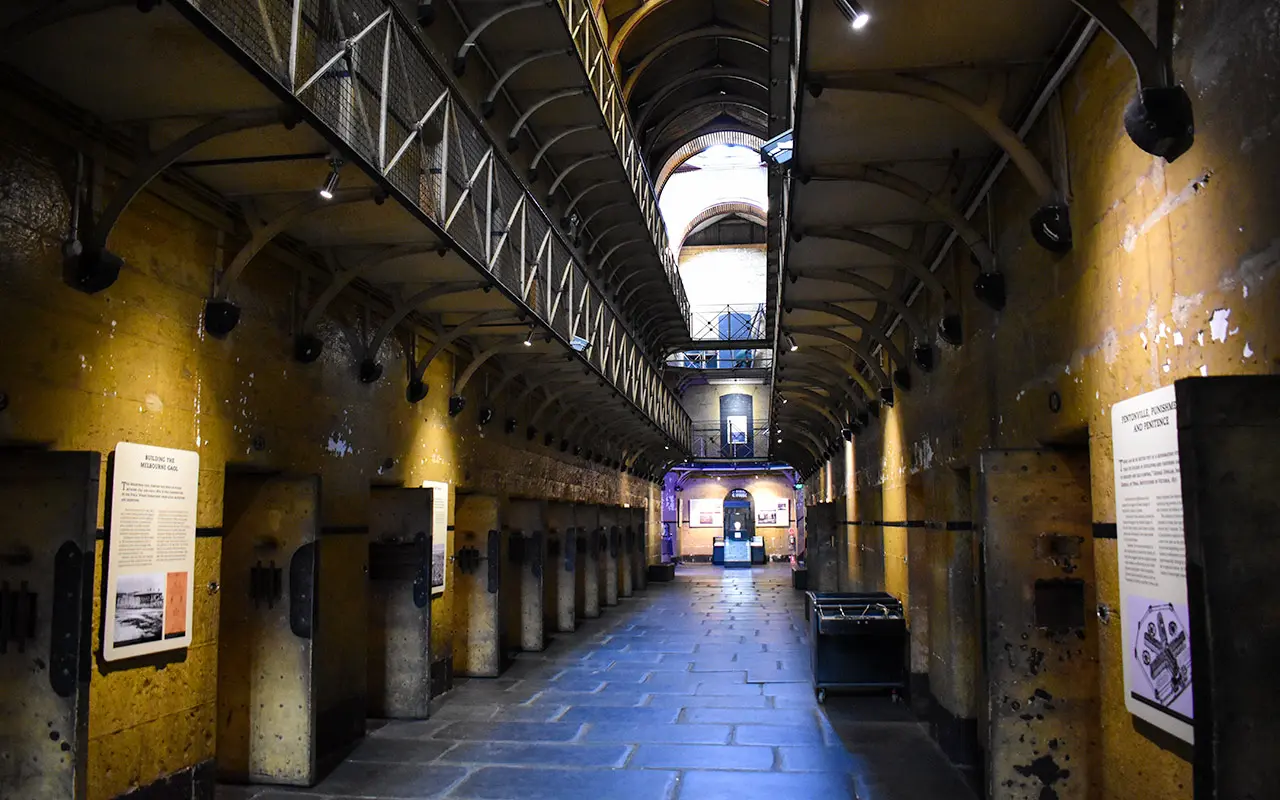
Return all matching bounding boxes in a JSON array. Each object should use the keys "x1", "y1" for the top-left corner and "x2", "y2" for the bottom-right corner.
[{"x1": 1071, "y1": 0, "x2": 1193, "y2": 161}]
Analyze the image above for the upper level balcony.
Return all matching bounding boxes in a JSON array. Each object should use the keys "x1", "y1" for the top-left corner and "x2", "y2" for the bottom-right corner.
[{"x1": 436, "y1": 0, "x2": 692, "y2": 353}]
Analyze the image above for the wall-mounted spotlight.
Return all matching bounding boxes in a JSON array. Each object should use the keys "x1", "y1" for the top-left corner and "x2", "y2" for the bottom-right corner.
[
  {"x1": 318, "y1": 158, "x2": 342, "y2": 200},
  {"x1": 523, "y1": 326, "x2": 535, "y2": 347},
  {"x1": 786, "y1": 333, "x2": 799, "y2": 352},
  {"x1": 834, "y1": 0, "x2": 871, "y2": 30}
]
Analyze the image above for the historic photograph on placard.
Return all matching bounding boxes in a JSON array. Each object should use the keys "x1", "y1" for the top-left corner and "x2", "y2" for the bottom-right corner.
[
  {"x1": 113, "y1": 572, "x2": 165, "y2": 647},
  {"x1": 431, "y1": 546, "x2": 447, "y2": 592},
  {"x1": 422, "y1": 480, "x2": 450, "y2": 595}
]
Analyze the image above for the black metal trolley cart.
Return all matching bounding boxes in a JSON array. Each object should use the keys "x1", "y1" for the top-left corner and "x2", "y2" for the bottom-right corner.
[{"x1": 806, "y1": 591, "x2": 908, "y2": 703}]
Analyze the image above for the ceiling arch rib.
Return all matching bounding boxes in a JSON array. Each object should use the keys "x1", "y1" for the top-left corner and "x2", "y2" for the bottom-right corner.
[
  {"x1": 621, "y1": 25, "x2": 769, "y2": 102},
  {"x1": 605, "y1": 0, "x2": 769, "y2": 65},
  {"x1": 646, "y1": 97, "x2": 768, "y2": 166},
  {"x1": 634, "y1": 68, "x2": 769, "y2": 139},
  {"x1": 655, "y1": 131, "x2": 765, "y2": 195}
]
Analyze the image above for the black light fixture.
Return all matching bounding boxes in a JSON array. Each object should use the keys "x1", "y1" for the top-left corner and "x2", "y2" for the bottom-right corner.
[
  {"x1": 833, "y1": 0, "x2": 871, "y2": 30},
  {"x1": 478, "y1": 406, "x2": 494, "y2": 426},
  {"x1": 786, "y1": 332, "x2": 799, "y2": 352},
  {"x1": 318, "y1": 158, "x2": 342, "y2": 200},
  {"x1": 523, "y1": 325, "x2": 535, "y2": 347},
  {"x1": 973, "y1": 271, "x2": 1007, "y2": 312},
  {"x1": 448, "y1": 395, "x2": 466, "y2": 417},
  {"x1": 938, "y1": 314, "x2": 963, "y2": 346}
]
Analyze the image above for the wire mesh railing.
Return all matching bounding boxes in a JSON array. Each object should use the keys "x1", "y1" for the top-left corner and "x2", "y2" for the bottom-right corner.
[
  {"x1": 666, "y1": 349, "x2": 773, "y2": 370},
  {"x1": 556, "y1": 0, "x2": 690, "y2": 324},
  {"x1": 688, "y1": 304, "x2": 767, "y2": 341},
  {"x1": 691, "y1": 421, "x2": 773, "y2": 460},
  {"x1": 178, "y1": 0, "x2": 691, "y2": 449}
]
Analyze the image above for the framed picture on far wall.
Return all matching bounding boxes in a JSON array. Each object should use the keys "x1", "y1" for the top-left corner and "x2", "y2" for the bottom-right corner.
[
  {"x1": 688, "y1": 498, "x2": 723, "y2": 528},
  {"x1": 756, "y1": 498, "x2": 789, "y2": 527}
]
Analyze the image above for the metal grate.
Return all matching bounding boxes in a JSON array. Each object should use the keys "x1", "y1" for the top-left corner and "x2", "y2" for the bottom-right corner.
[{"x1": 181, "y1": 0, "x2": 693, "y2": 449}]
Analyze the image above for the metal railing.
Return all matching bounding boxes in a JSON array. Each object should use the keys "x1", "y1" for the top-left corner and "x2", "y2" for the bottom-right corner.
[
  {"x1": 692, "y1": 421, "x2": 773, "y2": 460},
  {"x1": 667, "y1": 349, "x2": 773, "y2": 370},
  {"x1": 178, "y1": 0, "x2": 691, "y2": 449},
  {"x1": 555, "y1": 0, "x2": 690, "y2": 323},
  {"x1": 688, "y1": 303, "x2": 767, "y2": 341}
]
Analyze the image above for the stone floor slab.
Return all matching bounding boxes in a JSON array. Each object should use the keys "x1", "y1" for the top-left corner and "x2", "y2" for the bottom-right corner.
[
  {"x1": 628, "y1": 744, "x2": 775, "y2": 771},
  {"x1": 676, "y1": 769, "x2": 854, "y2": 799}
]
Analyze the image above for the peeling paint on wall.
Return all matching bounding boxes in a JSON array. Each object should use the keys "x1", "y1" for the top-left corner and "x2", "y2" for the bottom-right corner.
[
  {"x1": 1209, "y1": 308, "x2": 1232, "y2": 342},
  {"x1": 1121, "y1": 172, "x2": 1213, "y2": 253}
]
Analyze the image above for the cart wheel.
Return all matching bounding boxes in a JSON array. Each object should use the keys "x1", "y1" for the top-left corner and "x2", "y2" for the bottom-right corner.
[{"x1": 816, "y1": 688, "x2": 826, "y2": 704}]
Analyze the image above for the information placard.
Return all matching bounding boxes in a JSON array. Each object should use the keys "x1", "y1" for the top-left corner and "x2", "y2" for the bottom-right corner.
[
  {"x1": 688, "y1": 498, "x2": 723, "y2": 528},
  {"x1": 421, "y1": 480, "x2": 450, "y2": 596},
  {"x1": 103, "y1": 442, "x2": 199, "y2": 661},
  {"x1": 755, "y1": 498, "x2": 790, "y2": 527},
  {"x1": 1112, "y1": 385, "x2": 1194, "y2": 744}
]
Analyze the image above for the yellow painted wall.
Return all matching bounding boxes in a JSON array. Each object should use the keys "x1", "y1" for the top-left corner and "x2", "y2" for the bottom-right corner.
[
  {"x1": 803, "y1": 3, "x2": 1280, "y2": 796},
  {"x1": 0, "y1": 107, "x2": 655, "y2": 798}
]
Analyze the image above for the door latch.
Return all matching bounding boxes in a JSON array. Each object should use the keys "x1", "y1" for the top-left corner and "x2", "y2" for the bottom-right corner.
[
  {"x1": 0, "y1": 580, "x2": 37, "y2": 654},
  {"x1": 250, "y1": 561, "x2": 283, "y2": 609}
]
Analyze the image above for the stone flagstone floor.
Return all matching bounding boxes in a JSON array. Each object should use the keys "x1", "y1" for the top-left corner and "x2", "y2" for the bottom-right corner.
[{"x1": 218, "y1": 564, "x2": 973, "y2": 800}]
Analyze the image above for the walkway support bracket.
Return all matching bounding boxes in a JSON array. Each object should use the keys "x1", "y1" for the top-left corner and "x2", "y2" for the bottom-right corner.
[
  {"x1": 65, "y1": 107, "x2": 290, "y2": 295},
  {"x1": 808, "y1": 73, "x2": 1074, "y2": 254}
]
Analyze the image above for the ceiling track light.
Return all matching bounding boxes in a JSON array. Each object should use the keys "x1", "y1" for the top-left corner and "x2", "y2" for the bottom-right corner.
[
  {"x1": 318, "y1": 157, "x2": 342, "y2": 200},
  {"x1": 834, "y1": 0, "x2": 871, "y2": 30},
  {"x1": 523, "y1": 325, "x2": 535, "y2": 347},
  {"x1": 785, "y1": 332, "x2": 799, "y2": 352}
]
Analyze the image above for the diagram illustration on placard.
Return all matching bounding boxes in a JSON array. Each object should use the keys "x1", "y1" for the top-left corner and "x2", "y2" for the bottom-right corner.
[{"x1": 1131, "y1": 599, "x2": 1193, "y2": 715}]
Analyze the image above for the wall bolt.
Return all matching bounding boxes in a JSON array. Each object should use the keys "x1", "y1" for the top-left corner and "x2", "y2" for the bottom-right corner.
[
  {"x1": 1096, "y1": 603, "x2": 1116, "y2": 624},
  {"x1": 207, "y1": 581, "x2": 220, "y2": 595}
]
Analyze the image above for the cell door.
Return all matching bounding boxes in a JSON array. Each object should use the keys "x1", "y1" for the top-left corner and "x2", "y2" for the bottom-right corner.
[
  {"x1": 575, "y1": 505, "x2": 600, "y2": 620},
  {"x1": 978, "y1": 449, "x2": 1099, "y2": 800},
  {"x1": 367, "y1": 487, "x2": 433, "y2": 719},
  {"x1": 599, "y1": 507, "x2": 618, "y2": 607},
  {"x1": 217, "y1": 472, "x2": 320, "y2": 786},
  {"x1": 0, "y1": 450, "x2": 97, "y2": 800},
  {"x1": 547, "y1": 503, "x2": 576, "y2": 633},
  {"x1": 452, "y1": 494, "x2": 502, "y2": 678},
  {"x1": 506, "y1": 499, "x2": 546, "y2": 652}
]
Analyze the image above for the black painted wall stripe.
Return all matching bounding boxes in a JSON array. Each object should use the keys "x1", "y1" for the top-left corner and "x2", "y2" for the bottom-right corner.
[
  {"x1": 1093, "y1": 522, "x2": 1118, "y2": 539},
  {"x1": 97, "y1": 526, "x2": 223, "y2": 539}
]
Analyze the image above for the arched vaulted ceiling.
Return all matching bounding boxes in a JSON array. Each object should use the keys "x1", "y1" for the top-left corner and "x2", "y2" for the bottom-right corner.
[{"x1": 596, "y1": 0, "x2": 770, "y2": 170}]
